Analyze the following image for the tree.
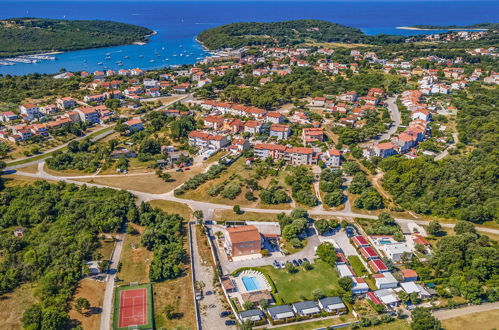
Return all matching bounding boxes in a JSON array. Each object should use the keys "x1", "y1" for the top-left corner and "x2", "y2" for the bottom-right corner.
[
  {"x1": 164, "y1": 304, "x2": 176, "y2": 320},
  {"x1": 194, "y1": 210, "x2": 204, "y2": 223},
  {"x1": 349, "y1": 172, "x2": 371, "y2": 194},
  {"x1": 354, "y1": 188, "x2": 384, "y2": 210},
  {"x1": 338, "y1": 277, "x2": 353, "y2": 292},
  {"x1": 282, "y1": 224, "x2": 300, "y2": 241},
  {"x1": 285, "y1": 262, "x2": 297, "y2": 273},
  {"x1": 290, "y1": 208, "x2": 308, "y2": 219},
  {"x1": 312, "y1": 288, "x2": 325, "y2": 300},
  {"x1": 315, "y1": 219, "x2": 332, "y2": 235},
  {"x1": 316, "y1": 242, "x2": 337, "y2": 266},
  {"x1": 302, "y1": 260, "x2": 312, "y2": 270},
  {"x1": 259, "y1": 298, "x2": 269, "y2": 309},
  {"x1": 378, "y1": 212, "x2": 395, "y2": 226},
  {"x1": 410, "y1": 308, "x2": 441, "y2": 330},
  {"x1": 393, "y1": 231, "x2": 404, "y2": 242},
  {"x1": 22, "y1": 305, "x2": 42, "y2": 329},
  {"x1": 342, "y1": 161, "x2": 361, "y2": 175},
  {"x1": 243, "y1": 301, "x2": 254, "y2": 310},
  {"x1": 427, "y1": 220, "x2": 442, "y2": 236},
  {"x1": 324, "y1": 190, "x2": 345, "y2": 207},
  {"x1": 75, "y1": 297, "x2": 90, "y2": 314},
  {"x1": 454, "y1": 221, "x2": 476, "y2": 235},
  {"x1": 233, "y1": 205, "x2": 241, "y2": 214}
]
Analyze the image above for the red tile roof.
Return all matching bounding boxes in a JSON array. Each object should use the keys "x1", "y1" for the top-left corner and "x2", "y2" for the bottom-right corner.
[
  {"x1": 227, "y1": 225, "x2": 261, "y2": 244},
  {"x1": 369, "y1": 259, "x2": 388, "y2": 273}
]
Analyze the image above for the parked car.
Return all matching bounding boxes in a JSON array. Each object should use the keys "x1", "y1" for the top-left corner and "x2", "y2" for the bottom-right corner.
[
  {"x1": 303, "y1": 257, "x2": 310, "y2": 264},
  {"x1": 225, "y1": 320, "x2": 236, "y2": 326},
  {"x1": 297, "y1": 258, "x2": 303, "y2": 265},
  {"x1": 185, "y1": 167, "x2": 190, "y2": 170},
  {"x1": 176, "y1": 168, "x2": 183, "y2": 172},
  {"x1": 273, "y1": 260, "x2": 280, "y2": 269},
  {"x1": 280, "y1": 261, "x2": 286, "y2": 268},
  {"x1": 220, "y1": 311, "x2": 231, "y2": 317},
  {"x1": 292, "y1": 260, "x2": 299, "y2": 267}
]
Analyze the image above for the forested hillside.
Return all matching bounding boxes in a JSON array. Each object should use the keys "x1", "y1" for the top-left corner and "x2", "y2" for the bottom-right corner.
[
  {"x1": 0, "y1": 18, "x2": 153, "y2": 57},
  {"x1": 380, "y1": 86, "x2": 498, "y2": 223},
  {"x1": 197, "y1": 20, "x2": 368, "y2": 49}
]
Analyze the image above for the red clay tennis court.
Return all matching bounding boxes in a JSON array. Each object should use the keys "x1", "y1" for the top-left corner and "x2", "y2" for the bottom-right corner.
[{"x1": 118, "y1": 288, "x2": 147, "y2": 328}]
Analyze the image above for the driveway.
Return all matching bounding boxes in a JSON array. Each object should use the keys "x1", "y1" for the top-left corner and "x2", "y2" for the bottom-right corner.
[
  {"x1": 100, "y1": 224, "x2": 128, "y2": 330},
  {"x1": 190, "y1": 223, "x2": 235, "y2": 329}
]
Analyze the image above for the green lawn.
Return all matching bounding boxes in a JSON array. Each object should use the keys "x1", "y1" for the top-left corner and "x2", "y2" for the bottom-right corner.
[
  {"x1": 348, "y1": 255, "x2": 369, "y2": 276},
  {"x1": 257, "y1": 260, "x2": 340, "y2": 304}
]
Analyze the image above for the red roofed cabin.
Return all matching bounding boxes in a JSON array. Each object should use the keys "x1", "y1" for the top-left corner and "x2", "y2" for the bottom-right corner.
[
  {"x1": 368, "y1": 259, "x2": 389, "y2": 273},
  {"x1": 401, "y1": 269, "x2": 418, "y2": 282},
  {"x1": 223, "y1": 225, "x2": 263, "y2": 261},
  {"x1": 360, "y1": 246, "x2": 378, "y2": 260},
  {"x1": 352, "y1": 235, "x2": 369, "y2": 248}
]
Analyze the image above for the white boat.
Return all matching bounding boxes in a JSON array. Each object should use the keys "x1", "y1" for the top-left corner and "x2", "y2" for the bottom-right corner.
[{"x1": 149, "y1": 59, "x2": 155, "y2": 63}]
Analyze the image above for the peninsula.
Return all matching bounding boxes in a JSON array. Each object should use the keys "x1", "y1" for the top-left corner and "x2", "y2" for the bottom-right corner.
[
  {"x1": 197, "y1": 19, "x2": 369, "y2": 50},
  {"x1": 0, "y1": 18, "x2": 154, "y2": 58}
]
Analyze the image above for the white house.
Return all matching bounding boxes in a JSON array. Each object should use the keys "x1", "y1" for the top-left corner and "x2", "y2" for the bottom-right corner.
[
  {"x1": 373, "y1": 272, "x2": 398, "y2": 289},
  {"x1": 381, "y1": 243, "x2": 413, "y2": 262}
]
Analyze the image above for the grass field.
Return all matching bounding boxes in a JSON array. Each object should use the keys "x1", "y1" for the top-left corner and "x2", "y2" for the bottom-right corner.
[
  {"x1": 75, "y1": 165, "x2": 204, "y2": 194},
  {"x1": 272, "y1": 314, "x2": 355, "y2": 330},
  {"x1": 348, "y1": 255, "x2": 369, "y2": 276},
  {"x1": 257, "y1": 260, "x2": 341, "y2": 304},
  {"x1": 113, "y1": 283, "x2": 154, "y2": 330},
  {"x1": 68, "y1": 278, "x2": 106, "y2": 330},
  {"x1": 0, "y1": 283, "x2": 37, "y2": 330},
  {"x1": 97, "y1": 239, "x2": 116, "y2": 260},
  {"x1": 3, "y1": 174, "x2": 56, "y2": 187},
  {"x1": 213, "y1": 209, "x2": 279, "y2": 223},
  {"x1": 440, "y1": 308, "x2": 499, "y2": 330},
  {"x1": 148, "y1": 200, "x2": 192, "y2": 221},
  {"x1": 16, "y1": 163, "x2": 39, "y2": 173},
  {"x1": 117, "y1": 223, "x2": 152, "y2": 284}
]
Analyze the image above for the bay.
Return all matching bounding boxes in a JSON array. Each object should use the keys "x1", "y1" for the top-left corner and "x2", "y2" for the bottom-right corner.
[{"x1": 0, "y1": 0, "x2": 497, "y2": 75}]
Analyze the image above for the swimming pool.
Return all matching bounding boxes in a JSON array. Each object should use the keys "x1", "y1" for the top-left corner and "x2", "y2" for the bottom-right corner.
[{"x1": 241, "y1": 276, "x2": 262, "y2": 291}]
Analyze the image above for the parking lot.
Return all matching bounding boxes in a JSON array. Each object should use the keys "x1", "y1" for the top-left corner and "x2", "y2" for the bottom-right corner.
[{"x1": 209, "y1": 224, "x2": 321, "y2": 274}]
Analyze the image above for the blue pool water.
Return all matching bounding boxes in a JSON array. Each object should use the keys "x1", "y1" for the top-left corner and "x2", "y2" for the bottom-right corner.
[{"x1": 242, "y1": 276, "x2": 262, "y2": 291}]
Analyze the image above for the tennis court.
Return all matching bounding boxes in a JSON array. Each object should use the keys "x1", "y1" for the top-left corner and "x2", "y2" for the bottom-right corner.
[{"x1": 113, "y1": 283, "x2": 154, "y2": 329}]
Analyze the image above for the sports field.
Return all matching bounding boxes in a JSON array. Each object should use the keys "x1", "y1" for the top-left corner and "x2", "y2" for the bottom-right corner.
[{"x1": 113, "y1": 284, "x2": 154, "y2": 330}]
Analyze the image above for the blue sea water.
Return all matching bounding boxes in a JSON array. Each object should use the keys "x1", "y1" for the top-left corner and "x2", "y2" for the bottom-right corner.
[{"x1": 0, "y1": 1, "x2": 497, "y2": 75}]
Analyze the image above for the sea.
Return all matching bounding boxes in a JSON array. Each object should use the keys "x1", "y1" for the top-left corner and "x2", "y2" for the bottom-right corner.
[{"x1": 0, "y1": 0, "x2": 497, "y2": 76}]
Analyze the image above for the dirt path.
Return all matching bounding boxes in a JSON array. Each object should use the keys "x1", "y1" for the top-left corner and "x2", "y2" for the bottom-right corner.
[{"x1": 432, "y1": 302, "x2": 499, "y2": 320}]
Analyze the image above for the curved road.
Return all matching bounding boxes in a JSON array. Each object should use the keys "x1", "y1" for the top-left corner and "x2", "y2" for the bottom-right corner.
[{"x1": 11, "y1": 165, "x2": 499, "y2": 237}]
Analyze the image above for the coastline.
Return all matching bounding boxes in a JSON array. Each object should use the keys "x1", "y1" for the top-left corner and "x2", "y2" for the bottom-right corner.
[{"x1": 396, "y1": 26, "x2": 488, "y2": 31}]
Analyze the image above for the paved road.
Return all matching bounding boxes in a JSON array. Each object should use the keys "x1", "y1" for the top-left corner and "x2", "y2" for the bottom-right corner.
[
  {"x1": 10, "y1": 167, "x2": 499, "y2": 237},
  {"x1": 432, "y1": 301, "x2": 499, "y2": 321},
  {"x1": 378, "y1": 96, "x2": 401, "y2": 141},
  {"x1": 5, "y1": 126, "x2": 115, "y2": 170},
  {"x1": 435, "y1": 132, "x2": 459, "y2": 161},
  {"x1": 100, "y1": 224, "x2": 128, "y2": 330},
  {"x1": 190, "y1": 223, "x2": 234, "y2": 330}
]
